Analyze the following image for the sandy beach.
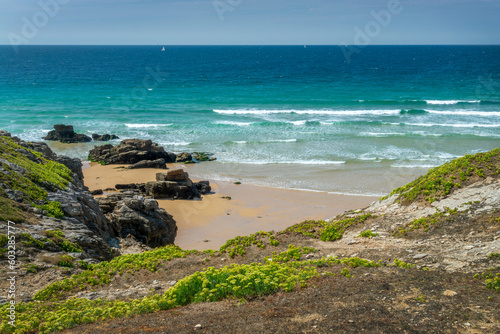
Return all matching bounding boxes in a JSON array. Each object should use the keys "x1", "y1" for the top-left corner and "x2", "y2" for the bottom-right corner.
[{"x1": 83, "y1": 163, "x2": 378, "y2": 250}]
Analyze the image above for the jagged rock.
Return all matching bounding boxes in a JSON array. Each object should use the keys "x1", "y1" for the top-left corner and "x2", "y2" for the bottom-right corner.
[
  {"x1": 96, "y1": 193, "x2": 177, "y2": 247},
  {"x1": 176, "y1": 152, "x2": 192, "y2": 163},
  {"x1": 92, "y1": 134, "x2": 119, "y2": 141},
  {"x1": 114, "y1": 172, "x2": 210, "y2": 200},
  {"x1": 0, "y1": 130, "x2": 11, "y2": 137},
  {"x1": 88, "y1": 139, "x2": 176, "y2": 165},
  {"x1": 145, "y1": 181, "x2": 199, "y2": 200},
  {"x1": 195, "y1": 181, "x2": 211, "y2": 195},
  {"x1": 156, "y1": 169, "x2": 188, "y2": 181},
  {"x1": 43, "y1": 124, "x2": 92, "y2": 143},
  {"x1": 128, "y1": 159, "x2": 167, "y2": 170}
]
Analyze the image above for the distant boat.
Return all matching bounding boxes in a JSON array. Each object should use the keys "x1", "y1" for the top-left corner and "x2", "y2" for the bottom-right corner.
[{"x1": 161, "y1": 46, "x2": 165, "y2": 51}]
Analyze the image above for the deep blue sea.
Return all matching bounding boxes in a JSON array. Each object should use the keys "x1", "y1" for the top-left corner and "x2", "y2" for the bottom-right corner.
[{"x1": 1, "y1": 45, "x2": 499, "y2": 195}]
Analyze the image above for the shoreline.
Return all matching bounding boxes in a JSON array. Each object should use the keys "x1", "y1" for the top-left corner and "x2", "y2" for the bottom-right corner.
[{"x1": 82, "y1": 163, "x2": 378, "y2": 250}]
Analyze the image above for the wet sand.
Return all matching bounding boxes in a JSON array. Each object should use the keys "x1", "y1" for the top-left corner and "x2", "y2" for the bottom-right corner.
[{"x1": 83, "y1": 163, "x2": 378, "y2": 250}]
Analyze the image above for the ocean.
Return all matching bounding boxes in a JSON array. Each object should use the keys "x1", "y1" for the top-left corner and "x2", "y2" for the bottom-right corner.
[{"x1": 1, "y1": 45, "x2": 499, "y2": 196}]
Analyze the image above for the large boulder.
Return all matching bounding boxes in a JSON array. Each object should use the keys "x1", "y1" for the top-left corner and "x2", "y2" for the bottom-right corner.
[
  {"x1": 88, "y1": 139, "x2": 177, "y2": 165},
  {"x1": 43, "y1": 124, "x2": 92, "y2": 143},
  {"x1": 96, "y1": 192, "x2": 177, "y2": 247}
]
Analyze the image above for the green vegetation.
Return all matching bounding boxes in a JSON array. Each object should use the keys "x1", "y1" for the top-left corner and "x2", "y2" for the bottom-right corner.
[
  {"x1": 34, "y1": 245, "x2": 196, "y2": 301},
  {"x1": 1, "y1": 255, "x2": 381, "y2": 333},
  {"x1": 414, "y1": 294, "x2": 427, "y2": 303},
  {"x1": 18, "y1": 230, "x2": 82, "y2": 253},
  {"x1": 25, "y1": 264, "x2": 40, "y2": 274},
  {"x1": 358, "y1": 230, "x2": 379, "y2": 238},
  {"x1": 382, "y1": 148, "x2": 500, "y2": 205},
  {"x1": 393, "y1": 208, "x2": 458, "y2": 236},
  {"x1": 474, "y1": 268, "x2": 500, "y2": 292},
  {"x1": 234, "y1": 181, "x2": 242, "y2": 185},
  {"x1": 284, "y1": 213, "x2": 374, "y2": 242},
  {"x1": 0, "y1": 136, "x2": 73, "y2": 220},
  {"x1": 219, "y1": 231, "x2": 279, "y2": 258},
  {"x1": 57, "y1": 255, "x2": 75, "y2": 268},
  {"x1": 392, "y1": 258, "x2": 416, "y2": 269},
  {"x1": 489, "y1": 253, "x2": 500, "y2": 260}
]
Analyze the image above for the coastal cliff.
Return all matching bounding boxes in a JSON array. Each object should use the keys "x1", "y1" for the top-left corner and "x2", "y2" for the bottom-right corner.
[{"x1": 0, "y1": 143, "x2": 499, "y2": 333}]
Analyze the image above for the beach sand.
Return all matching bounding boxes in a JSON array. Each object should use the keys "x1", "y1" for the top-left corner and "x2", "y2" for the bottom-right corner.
[{"x1": 83, "y1": 163, "x2": 378, "y2": 250}]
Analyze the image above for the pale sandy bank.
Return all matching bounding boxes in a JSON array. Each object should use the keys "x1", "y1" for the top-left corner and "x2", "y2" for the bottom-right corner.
[{"x1": 83, "y1": 163, "x2": 377, "y2": 250}]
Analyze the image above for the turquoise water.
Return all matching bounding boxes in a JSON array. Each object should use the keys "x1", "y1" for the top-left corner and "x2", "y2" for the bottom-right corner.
[{"x1": 1, "y1": 45, "x2": 499, "y2": 195}]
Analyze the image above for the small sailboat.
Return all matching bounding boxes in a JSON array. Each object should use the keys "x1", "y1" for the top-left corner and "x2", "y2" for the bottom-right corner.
[{"x1": 161, "y1": 46, "x2": 165, "y2": 51}]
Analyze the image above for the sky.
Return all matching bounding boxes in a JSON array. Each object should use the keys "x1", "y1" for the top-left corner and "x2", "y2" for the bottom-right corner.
[{"x1": 0, "y1": 0, "x2": 499, "y2": 45}]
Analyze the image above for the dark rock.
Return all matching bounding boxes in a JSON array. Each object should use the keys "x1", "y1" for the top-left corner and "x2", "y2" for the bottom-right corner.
[
  {"x1": 176, "y1": 152, "x2": 192, "y2": 163},
  {"x1": 156, "y1": 169, "x2": 188, "y2": 181},
  {"x1": 88, "y1": 139, "x2": 176, "y2": 165},
  {"x1": 195, "y1": 181, "x2": 211, "y2": 195},
  {"x1": 92, "y1": 134, "x2": 119, "y2": 141},
  {"x1": 0, "y1": 130, "x2": 11, "y2": 137},
  {"x1": 96, "y1": 193, "x2": 177, "y2": 247},
  {"x1": 43, "y1": 124, "x2": 92, "y2": 143},
  {"x1": 128, "y1": 159, "x2": 167, "y2": 169},
  {"x1": 91, "y1": 189, "x2": 104, "y2": 196},
  {"x1": 104, "y1": 188, "x2": 117, "y2": 191}
]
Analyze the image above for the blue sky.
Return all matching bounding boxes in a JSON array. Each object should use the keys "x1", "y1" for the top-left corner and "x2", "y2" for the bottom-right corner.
[{"x1": 0, "y1": 0, "x2": 499, "y2": 45}]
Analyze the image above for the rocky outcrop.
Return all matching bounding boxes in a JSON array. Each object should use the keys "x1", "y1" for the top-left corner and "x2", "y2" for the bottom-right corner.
[
  {"x1": 88, "y1": 139, "x2": 177, "y2": 165},
  {"x1": 96, "y1": 192, "x2": 177, "y2": 247},
  {"x1": 115, "y1": 169, "x2": 211, "y2": 200},
  {"x1": 175, "y1": 152, "x2": 192, "y2": 163},
  {"x1": 92, "y1": 134, "x2": 119, "y2": 141},
  {"x1": 43, "y1": 124, "x2": 92, "y2": 143},
  {"x1": 0, "y1": 133, "x2": 116, "y2": 261},
  {"x1": 128, "y1": 159, "x2": 167, "y2": 170}
]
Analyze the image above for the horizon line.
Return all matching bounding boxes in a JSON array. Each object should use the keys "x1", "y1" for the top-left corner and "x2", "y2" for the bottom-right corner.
[{"x1": 1, "y1": 44, "x2": 500, "y2": 47}]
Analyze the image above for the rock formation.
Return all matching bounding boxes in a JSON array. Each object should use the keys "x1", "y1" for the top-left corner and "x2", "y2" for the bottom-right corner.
[
  {"x1": 115, "y1": 169, "x2": 211, "y2": 200},
  {"x1": 43, "y1": 124, "x2": 92, "y2": 143},
  {"x1": 88, "y1": 139, "x2": 177, "y2": 165},
  {"x1": 96, "y1": 192, "x2": 177, "y2": 247}
]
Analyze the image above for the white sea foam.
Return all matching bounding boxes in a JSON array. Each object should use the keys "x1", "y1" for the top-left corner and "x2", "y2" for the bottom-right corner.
[
  {"x1": 125, "y1": 123, "x2": 173, "y2": 128},
  {"x1": 215, "y1": 121, "x2": 253, "y2": 126},
  {"x1": 361, "y1": 132, "x2": 406, "y2": 137},
  {"x1": 408, "y1": 123, "x2": 499, "y2": 128},
  {"x1": 231, "y1": 160, "x2": 346, "y2": 165},
  {"x1": 427, "y1": 110, "x2": 500, "y2": 116},
  {"x1": 232, "y1": 141, "x2": 248, "y2": 144},
  {"x1": 262, "y1": 139, "x2": 298, "y2": 143},
  {"x1": 391, "y1": 164, "x2": 440, "y2": 168},
  {"x1": 290, "y1": 120, "x2": 307, "y2": 125},
  {"x1": 426, "y1": 100, "x2": 480, "y2": 105},
  {"x1": 214, "y1": 109, "x2": 401, "y2": 116}
]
